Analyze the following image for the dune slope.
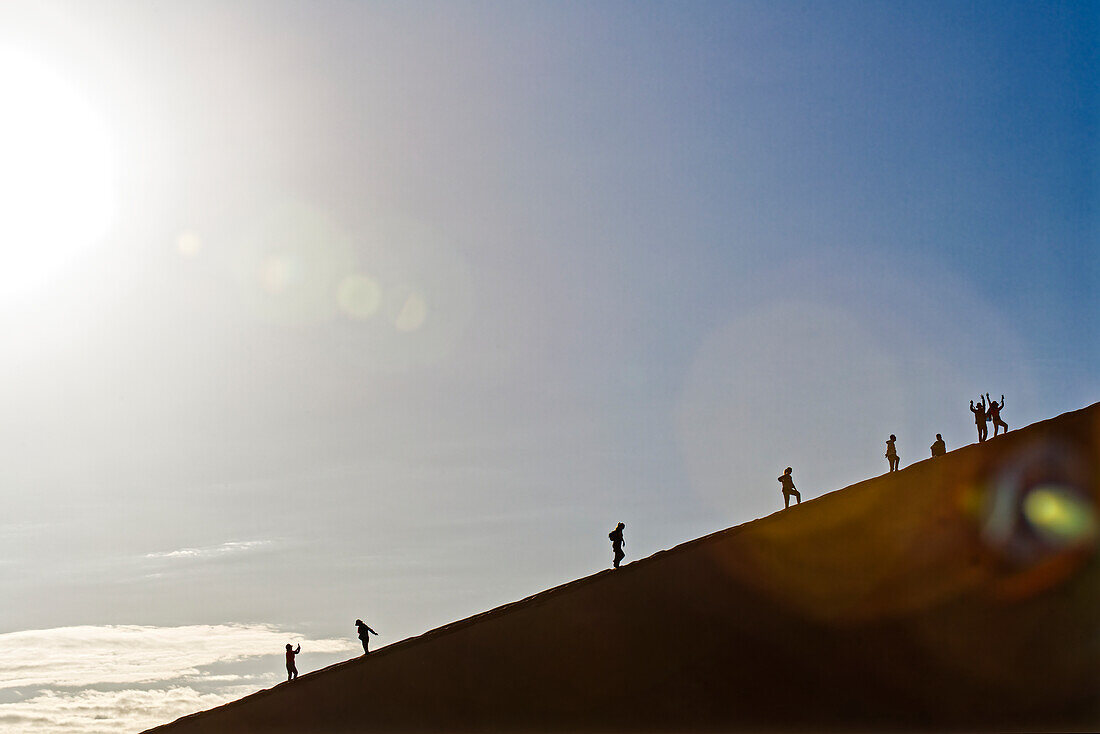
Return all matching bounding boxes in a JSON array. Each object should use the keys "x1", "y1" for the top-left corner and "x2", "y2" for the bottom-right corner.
[{"x1": 145, "y1": 404, "x2": 1100, "y2": 732}]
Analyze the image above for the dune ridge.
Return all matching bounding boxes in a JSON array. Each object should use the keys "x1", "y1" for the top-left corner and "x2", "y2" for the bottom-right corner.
[{"x1": 145, "y1": 403, "x2": 1100, "y2": 733}]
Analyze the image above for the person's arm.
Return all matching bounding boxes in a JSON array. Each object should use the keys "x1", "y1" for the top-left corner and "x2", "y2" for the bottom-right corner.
[
  {"x1": 1000, "y1": 394, "x2": 1005, "y2": 408},
  {"x1": 294, "y1": 644, "x2": 301, "y2": 654},
  {"x1": 368, "y1": 626, "x2": 377, "y2": 635}
]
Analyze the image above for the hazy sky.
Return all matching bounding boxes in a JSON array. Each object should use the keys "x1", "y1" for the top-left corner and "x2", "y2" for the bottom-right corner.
[{"x1": 0, "y1": 1, "x2": 1096, "y2": 731}]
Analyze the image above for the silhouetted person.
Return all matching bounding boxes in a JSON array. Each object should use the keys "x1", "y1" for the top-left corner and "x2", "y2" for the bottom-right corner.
[
  {"x1": 285, "y1": 643, "x2": 301, "y2": 682},
  {"x1": 779, "y1": 467, "x2": 800, "y2": 509},
  {"x1": 930, "y1": 434, "x2": 946, "y2": 457},
  {"x1": 609, "y1": 522, "x2": 625, "y2": 568},
  {"x1": 885, "y1": 434, "x2": 899, "y2": 472},
  {"x1": 970, "y1": 397, "x2": 988, "y2": 442},
  {"x1": 355, "y1": 619, "x2": 378, "y2": 655},
  {"x1": 986, "y1": 393, "x2": 1008, "y2": 436}
]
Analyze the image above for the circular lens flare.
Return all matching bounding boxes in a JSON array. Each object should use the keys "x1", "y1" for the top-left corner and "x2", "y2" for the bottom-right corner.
[
  {"x1": 1023, "y1": 485, "x2": 1098, "y2": 546},
  {"x1": 177, "y1": 231, "x2": 203, "y2": 257},
  {"x1": 337, "y1": 274, "x2": 382, "y2": 320}
]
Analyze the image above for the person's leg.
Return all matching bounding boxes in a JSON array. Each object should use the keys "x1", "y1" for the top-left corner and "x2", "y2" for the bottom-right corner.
[
  {"x1": 783, "y1": 491, "x2": 790, "y2": 509},
  {"x1": 793, "y1": 490, "x2": 801, "y2": 504},
  {"x1": 362, "y1": 640, "x2": 370, "y2": 655}
]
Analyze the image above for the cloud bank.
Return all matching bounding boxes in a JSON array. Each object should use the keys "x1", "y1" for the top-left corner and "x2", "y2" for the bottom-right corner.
[{"x1": 0, "y1": 624, "x2": 358, "y2": 733}]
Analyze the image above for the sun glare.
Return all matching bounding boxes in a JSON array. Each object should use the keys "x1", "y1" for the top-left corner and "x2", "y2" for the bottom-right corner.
[{"x1": 0, "y1": 47, "x2": 115, "y2": 301}]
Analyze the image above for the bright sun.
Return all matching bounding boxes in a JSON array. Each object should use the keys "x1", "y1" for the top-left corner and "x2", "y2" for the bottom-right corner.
[{"x1": 0, "y1": 47, "x2": 115, "y2": 301}]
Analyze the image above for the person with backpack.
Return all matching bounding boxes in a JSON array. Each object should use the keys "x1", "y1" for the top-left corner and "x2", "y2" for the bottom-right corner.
[
  {"x1": 609, "y1": 522, "x2": 625, "y2": 568},
  {"x1": 779, "y1": 467, "x2": 801, "y2": 509},
  {"x1": 355, "y1": 619, "x2": 378, "y2": 655}
]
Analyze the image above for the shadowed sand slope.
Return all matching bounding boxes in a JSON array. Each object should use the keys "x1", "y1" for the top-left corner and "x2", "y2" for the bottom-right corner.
[{"x1": 145, "y1": 404, "x2": 1100, "y2": 733}]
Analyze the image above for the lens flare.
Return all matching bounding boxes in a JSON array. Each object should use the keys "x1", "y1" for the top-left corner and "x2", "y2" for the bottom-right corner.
[
  {"x1": 260, "y1": 254, "x2": 303, "y2": 294},
  {"x1": 1023, "y1": 485, "x2": 1098, "y2": 546},
  {"x1": 231, "y1": 201, "x2": 356, "y2": 325},
  {"x1": 390, "y1": 289, "x2": 428, "y2": 332},
  {"x1": 337, "y1": 274, "x2": 382, "y2": 320},
  {"x1": 177, "y1": 231, "x2": 203, "y2": 257}
]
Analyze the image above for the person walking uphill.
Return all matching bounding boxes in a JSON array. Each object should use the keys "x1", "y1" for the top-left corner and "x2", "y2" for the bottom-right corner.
[
  {"x1": 885, "y1": 434, "x2": 900, "y2": 472},
  {"x1": 355, "y1": 619, "x2": 378, "y2": 655},
  {"x1": 285, "y1": 643, "x2": 301, "y2": 682},
  {"x1": 779, "y1": 467, "x2": 800, "y2": 509},
  {"x1": 609, "y1": 522, "x2": 626, "y2": 569}
]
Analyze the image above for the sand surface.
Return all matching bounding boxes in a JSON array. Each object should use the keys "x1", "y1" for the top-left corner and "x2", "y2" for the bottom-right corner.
[{"x1": 145, "y1": 404, "x2": 1100, "y2": 732}]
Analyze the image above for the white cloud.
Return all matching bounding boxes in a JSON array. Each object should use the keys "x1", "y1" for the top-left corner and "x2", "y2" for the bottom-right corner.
[
  {"x1": 0, "y1": 686, "x2": 250, "y2": 734},
  {"x1": 144, "y1": 540, "x2": 272, "y2": 560},
  {"x1": 0, "y1": 624, "x2": 359, "y2": 734}
]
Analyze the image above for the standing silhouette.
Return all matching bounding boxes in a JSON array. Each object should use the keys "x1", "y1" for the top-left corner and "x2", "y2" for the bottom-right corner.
[
  {"x1": 986, "y1": 393, "x2": 1008, "y2": 436},
  {"x1": 285, "y1": 643, "x2": 301, "y2": 682},
  {"x1": 609, "y1": 522, "x2": 626, "y2": 568},
  {"x1": 778, "y1": 467, "x2": 801, "y2": 509},
  {"x1": 885, "y1": 434, "x2": 900, "y2": 472},
  {"x1": 970, "y1": 397, "x2": 988, "y2": 442},
  {"x1": 930, "y1": 433, "x2": 946, "y2": 457},
  {"x1": 355, "y1": 619, "x2": 378, "y2": 655}
]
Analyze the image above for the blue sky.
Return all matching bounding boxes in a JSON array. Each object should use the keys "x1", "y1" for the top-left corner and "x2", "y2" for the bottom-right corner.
[{"x1": 0, "y1": 1, "x2": 1096, "y2": 731}]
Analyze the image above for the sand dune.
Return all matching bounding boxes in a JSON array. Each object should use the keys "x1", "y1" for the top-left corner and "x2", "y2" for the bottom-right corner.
[{"x1": 145, "y1": 403, "x2": 1100, "y2": 732}]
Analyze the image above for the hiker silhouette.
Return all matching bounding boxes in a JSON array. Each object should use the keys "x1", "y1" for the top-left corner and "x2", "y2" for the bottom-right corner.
[
  {"x1": 970, "y1": 397, "x2": 989, "y2": 442},
  {"x1": 885, "y1": 434, "x2": 900, "y2": 472},
  {"x1": 930, "y1": 434, "x2": 946, "y2": 457},
  {"x1": 609, "y1": 523, "x2": 625, "y2": 568},
  {"x1": 355, "y1": 619, "x2": 378, "y2": 655},
  {"x1": 285, "y1": 643, "x2": 301, "y2": 681},
  {"x1": 987, "y1": 393, "x2": 1008, "y2": 436},
  {"x1": 779, "y1": 467, "x2": 800, "y2": 508}
]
